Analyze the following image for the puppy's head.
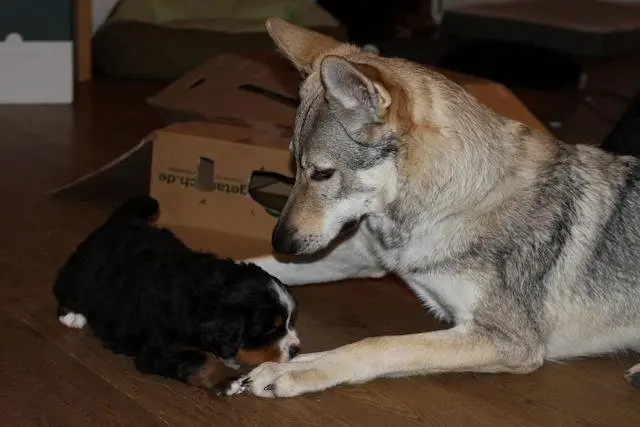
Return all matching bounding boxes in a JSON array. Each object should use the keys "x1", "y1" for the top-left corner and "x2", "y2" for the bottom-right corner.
[
  {"x1": 265, "y1": 19, "x2": 411, "y2": 255},
  {"x1": 199, "y1": 262, "x2": 300, "y2": 367}
]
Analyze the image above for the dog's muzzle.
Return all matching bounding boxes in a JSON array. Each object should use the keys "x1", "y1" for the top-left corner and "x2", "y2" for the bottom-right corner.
[{"x1": 271, "y1": 223, "x2": 300, "y2": 254}]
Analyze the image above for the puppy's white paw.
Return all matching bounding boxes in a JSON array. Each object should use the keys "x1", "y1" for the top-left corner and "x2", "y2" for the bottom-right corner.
[
  {"x1": 212, "y1": 375, "x2": 249, "y2": 397},
  {"x1": 58, "y1": 312, "x2": 87, "y2": 329},
  {"x1": 213, "y1": 375, "x2": 251, "y2": 397}
]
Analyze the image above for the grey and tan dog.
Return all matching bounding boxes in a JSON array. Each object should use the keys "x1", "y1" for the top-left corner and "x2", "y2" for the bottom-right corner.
[{"x1": 221, "y1": 18, "x2": 640, "y2": 398}]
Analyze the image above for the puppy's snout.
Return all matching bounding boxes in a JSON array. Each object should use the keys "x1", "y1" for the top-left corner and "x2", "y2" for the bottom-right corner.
[
  {"x1": 288, "y1": 345, "x2": 301, "y2": 360},
  {"x1": 271, "y1": 223, "x2": 300, "y2": 254}
]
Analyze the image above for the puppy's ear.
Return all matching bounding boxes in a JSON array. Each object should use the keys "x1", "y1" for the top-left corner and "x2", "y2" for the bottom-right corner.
[{"x1": 200, "y1": 313, "x2": 244, "y2": 360}]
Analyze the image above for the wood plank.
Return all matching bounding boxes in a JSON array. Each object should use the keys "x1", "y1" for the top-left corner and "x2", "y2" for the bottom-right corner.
[{"x1": 0, "y1": 308, "x2": 165, "y2": 427}]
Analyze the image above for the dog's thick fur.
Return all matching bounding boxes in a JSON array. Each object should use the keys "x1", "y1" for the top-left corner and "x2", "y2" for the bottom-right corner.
[
  {"x1": 219, "y1": 18, "x2": 640, "y2": 398},
  {"x1": 53, "y1": 195, "x2": 300, "y2": 392}
]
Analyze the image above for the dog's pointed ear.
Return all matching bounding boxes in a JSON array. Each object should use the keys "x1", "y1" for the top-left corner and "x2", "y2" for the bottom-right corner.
[
  {"x1": 320, "y1": 55, "x2": 392, "y2": 119},
  {"x1": 266, "y1": 17, "x2": 345, "y2": 75}
]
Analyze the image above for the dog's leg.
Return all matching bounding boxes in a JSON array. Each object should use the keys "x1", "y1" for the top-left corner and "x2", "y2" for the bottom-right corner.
[
  {"x1": 220, "y1": 324, "x2": 544, "y2": 398},
  {"x1": 290, "y1": 352, "x2": 328, "y2": 363},
  {"x1": 134, "y1": 348, "x2": 238, "y2": 391},
  {"x1": 245, "y1": 230, "x2": 386, "y2": 286}
]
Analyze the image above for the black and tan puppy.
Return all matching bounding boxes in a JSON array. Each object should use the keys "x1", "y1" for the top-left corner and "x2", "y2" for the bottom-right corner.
[{"x1": 53, "y1": 195, "x2": 300, "y2": 392}]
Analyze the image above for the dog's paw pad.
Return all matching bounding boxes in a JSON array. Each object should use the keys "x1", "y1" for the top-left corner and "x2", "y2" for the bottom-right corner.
[
  {"x1": 624, "y1": 364, "x2": 640, "y2": 389},
  {"x1": 58, "y1": 312, "x2": 87, "y2": 329}
]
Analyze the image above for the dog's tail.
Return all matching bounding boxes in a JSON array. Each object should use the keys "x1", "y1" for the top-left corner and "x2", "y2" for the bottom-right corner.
[{"x1": 107, "y1": 195, "x2": 160, "y2": 224}]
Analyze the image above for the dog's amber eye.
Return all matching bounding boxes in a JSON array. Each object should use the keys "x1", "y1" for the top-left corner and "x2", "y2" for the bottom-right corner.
[
  {"x1": 310, "y1": 168, "x2": 335, "y2": 181},
  {"x1": 274, "y1": 316, "x2": 284, "y2": 328}
]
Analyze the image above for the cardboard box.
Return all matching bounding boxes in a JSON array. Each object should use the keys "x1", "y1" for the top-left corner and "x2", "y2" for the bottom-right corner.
[
  {"x1": 150, "y1": 121, "x2": 294, "y2": 239},
  {"x1": 51, "y1": 119, "x2": 295, "y2": 241},
  {"x1": 0, "y1": 0, "x2": 74, "y2": 104},
  {"x1": 52, "y1": 53, "x2": 549, "y2": 250}
]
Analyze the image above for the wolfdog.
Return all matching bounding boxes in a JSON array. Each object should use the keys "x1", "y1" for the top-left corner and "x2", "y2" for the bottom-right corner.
[{"x1": 220, "y1": 18, "x2": 640, "y2": 398}]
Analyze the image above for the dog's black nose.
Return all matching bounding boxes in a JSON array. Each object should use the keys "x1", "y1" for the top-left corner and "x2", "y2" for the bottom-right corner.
[
  {"x1": 271, "y1": 224, "x2": 299, "y2": 254},
  {"x1": 288, "y1": 345, "x2": 301, "y2": 360}
]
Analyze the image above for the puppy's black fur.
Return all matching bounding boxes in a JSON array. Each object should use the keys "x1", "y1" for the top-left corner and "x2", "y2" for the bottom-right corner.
[{"x1": 53, "y1": 195, "x2": 298, "y2": 389}]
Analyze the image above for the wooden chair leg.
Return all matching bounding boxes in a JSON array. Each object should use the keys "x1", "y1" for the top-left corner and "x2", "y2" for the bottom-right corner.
[{"x1": 74, "y1": 0, "x2": 92, "y2": 82}]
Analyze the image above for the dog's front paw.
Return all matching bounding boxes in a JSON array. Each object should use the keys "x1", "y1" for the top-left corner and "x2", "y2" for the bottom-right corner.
[
  {"x1": 624, "y1": 363, "x2": 640, "y2": 388},
  {"x1": 238, "y1": 361, "x2": 335, "y2": 398},
  {"x1": 212, "y1": 355, "x2": 331, "y2": 398}
]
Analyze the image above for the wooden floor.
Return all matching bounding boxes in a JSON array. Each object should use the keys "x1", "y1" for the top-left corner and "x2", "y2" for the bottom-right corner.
[{"x1": 0, "y1": 76, "x2": 638, "y2": 427}]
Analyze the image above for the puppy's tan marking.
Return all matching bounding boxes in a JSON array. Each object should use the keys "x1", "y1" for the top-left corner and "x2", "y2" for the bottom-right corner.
[{"x1": 236, "y1": 344, "x2": 284, "y2": 367}]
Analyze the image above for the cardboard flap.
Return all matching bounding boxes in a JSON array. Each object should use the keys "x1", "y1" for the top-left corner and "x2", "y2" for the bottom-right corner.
[
  {"x1": 50, "y1": 134, "x2": 154, "y2": 201},
  {"x1": 148, "y1": 53, "x2": 301, "y2": 127}
]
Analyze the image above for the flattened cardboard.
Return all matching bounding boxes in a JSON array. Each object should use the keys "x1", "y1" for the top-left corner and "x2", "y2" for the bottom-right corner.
[{"x1": 53, "y1": 52, "x2": 550, "y2": 246}]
